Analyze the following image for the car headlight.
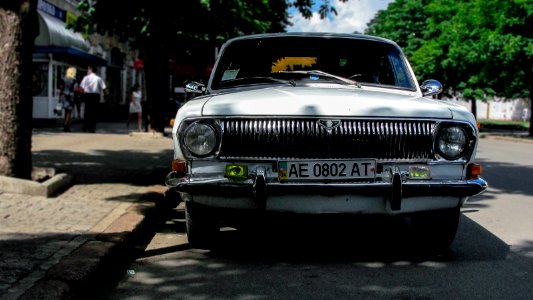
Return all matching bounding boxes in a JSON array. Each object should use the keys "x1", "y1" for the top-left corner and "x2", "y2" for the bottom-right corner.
[
  {"x1": 182, "y1": 122, "x2": 218, "y2": 157},
  {"x1": 436, "y1": 126, "x2": 467, "y2": 160}
]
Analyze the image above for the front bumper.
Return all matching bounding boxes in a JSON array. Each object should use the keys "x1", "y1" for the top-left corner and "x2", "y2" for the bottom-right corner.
[{"x1": 166, "y1": 168, "x2": 488, "y2": 212}]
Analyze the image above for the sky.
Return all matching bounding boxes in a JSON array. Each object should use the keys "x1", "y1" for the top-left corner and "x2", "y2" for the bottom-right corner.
[{"x1": 286, "y1": 0, "x2": 393, "y2": 34}]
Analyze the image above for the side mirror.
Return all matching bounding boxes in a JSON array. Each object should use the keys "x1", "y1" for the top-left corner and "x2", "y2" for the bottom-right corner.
[
  {"x1": 184, "y1": 81, "x2": 206, "y2": 95},
  {"x1": 420, "y1": 79, "x2": 443, "y2": 97}
]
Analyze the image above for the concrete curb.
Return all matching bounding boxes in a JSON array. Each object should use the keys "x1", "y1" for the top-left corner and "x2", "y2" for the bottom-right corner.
[
  {"x1": 128, "y1": 131, "x2": 166, "y2": 138},
  {"x1": 18, "y1": 190, "x2": 166, "y2": 300},
  {"x1": 0, "y1": 168, "x2": 72, "y2": 197},
  {"x1": 481, "y1": 133, "x2": 533, "y2": 144}
]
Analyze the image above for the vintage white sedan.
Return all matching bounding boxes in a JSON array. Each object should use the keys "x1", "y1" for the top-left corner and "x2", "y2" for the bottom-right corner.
[{"x1": 165, "y1": 32, "x2": 487, "y2": 249}]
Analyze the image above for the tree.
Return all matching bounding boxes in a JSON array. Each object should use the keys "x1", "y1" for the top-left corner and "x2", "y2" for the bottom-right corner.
[
  {"x1": 0, "y1": 0, "x2": 38, "y2": 179},
  {"x1": 71, "y1": 0, "x2": 345, "y2": 132},
  {"x1": 71, "y1": 0, "x2": 290, "y2": 132},
  {"x1": 0, "y1": 0, "x2": 345, "y2": 180},
  {"x1": 366, "y1": 0, "x2": 533, "y2": 135},
  {"x1": 365, "y1": 0, "x2": 429, "y2": 56}
]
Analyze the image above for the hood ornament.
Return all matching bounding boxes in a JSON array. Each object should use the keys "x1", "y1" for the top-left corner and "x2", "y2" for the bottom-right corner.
[{"x1": 317, "y1": 119, "x2": 341, "y2": 133}]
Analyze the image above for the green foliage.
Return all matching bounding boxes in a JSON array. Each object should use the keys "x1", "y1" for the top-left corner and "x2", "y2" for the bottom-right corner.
[
  {"x1": 72, "y1": 0, "x2": 348, "y2": 46},
  {"x1": 479, "y1": 119, "x2": 530, "y2": 130},
  {"x1": 70, "y1": 0, "x2": 342, "y2": 131},
  {"x1": 366, "y1": 0, "x2": 428, "y2": 54},
  {"x1": 69, "y1": 0, "x2": 354, "y2": 69},
  {"x1": 366, "y1": 0, "x2": 532, "y2": 103},
  {"x1": 73, "y1": 0, "x2": 289, "y2": 47},
  {"x1": 316, "y1": 0, "x2": 348, "y2": 19}
]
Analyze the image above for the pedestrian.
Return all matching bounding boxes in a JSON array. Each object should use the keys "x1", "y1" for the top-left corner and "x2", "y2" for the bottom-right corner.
[
  {"x1": 142, "y1": 100, "x2": 152, "y2": 132},
  {"x1": 74, "y1": 83, "x2": 84, "y2": 121},
  {"x1": 58, "y1": 66, "x2": 78, "y2": 132},
  {"x1": 79, "y1": 66, "x2": 106, "y2": 133},
  {"x1": 127, "y1": 83, "x2": 143, "y2": 131}
]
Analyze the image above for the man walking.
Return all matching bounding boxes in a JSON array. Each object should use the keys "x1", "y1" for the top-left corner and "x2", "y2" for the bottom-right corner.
[{"x1": 79, "y1": 66, "x2": 106, "y2": 133}]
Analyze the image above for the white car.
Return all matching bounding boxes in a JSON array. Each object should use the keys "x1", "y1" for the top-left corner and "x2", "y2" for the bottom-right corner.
[{"x1": 165, "y1": 32, "x2": 487, "y2": 249}]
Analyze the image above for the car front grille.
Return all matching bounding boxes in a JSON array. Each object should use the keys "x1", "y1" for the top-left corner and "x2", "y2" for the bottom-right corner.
[{"x1": 218, "y1": 118, "x2": 437, "y2": 160}]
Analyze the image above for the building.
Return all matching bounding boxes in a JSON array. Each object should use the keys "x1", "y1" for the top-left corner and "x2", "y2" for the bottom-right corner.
[
  {"x1": 32, "y1": 0, "x2": 141, "y2": 120},
  {"x1": 448, "y1": 98, "x2": 530, "y2": 121}
]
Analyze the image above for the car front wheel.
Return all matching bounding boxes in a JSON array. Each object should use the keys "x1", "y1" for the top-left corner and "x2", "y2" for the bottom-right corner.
[
  {"x1": 409, "y1": 207, "x2": 461, "y2": 250},
  {"x1": 185, "y1": 201, "x2": 219, "y2": 249}
]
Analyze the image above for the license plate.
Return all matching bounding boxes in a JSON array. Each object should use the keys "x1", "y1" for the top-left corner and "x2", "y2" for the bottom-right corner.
[{"x1": 278, "y1": 160, "x2": 376, "y2": 181}]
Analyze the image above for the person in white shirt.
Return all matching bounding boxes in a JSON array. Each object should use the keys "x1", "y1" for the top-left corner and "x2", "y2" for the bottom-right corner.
[
  {"x1": 79, "y1": 66, "x2": 106, "y2": 133},
  {"x1": 127, "y1": 83, "x2": 143, "y2": 132}
]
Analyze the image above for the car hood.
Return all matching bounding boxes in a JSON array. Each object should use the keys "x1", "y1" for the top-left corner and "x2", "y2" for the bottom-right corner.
[
  {"x1": 199, "y1": 86, "x2": 456, "y2": 119},
  {"x1": 202, "y1": 87, "x2": 453, "y2": 119}
]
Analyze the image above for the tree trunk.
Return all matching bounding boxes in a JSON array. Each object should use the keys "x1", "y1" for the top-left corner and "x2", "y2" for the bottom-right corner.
[
  {"x1": 529, "y1": 97, "x2": 533, "y2": 137},
  {"x1": 142, "y1": 37, "x2": 170, "y2": 133},
  {"x1": 526, "y1": 73, "x2": 532, "y2": 137},
  {"x1": 0, "y1": 1, "x2": 38, "y2": 179},
  {"x1": 470, "y1": 97, "x2": 478, "y2": 119}
]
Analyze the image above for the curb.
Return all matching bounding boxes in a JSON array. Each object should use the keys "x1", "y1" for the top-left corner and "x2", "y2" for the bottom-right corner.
[
  {"x1": 18, "y1": 189, "x2": 167, "y2": 300},
  {"x1": 0, "y1": 168, "x2": 72, "y2": 198},
  {"x1": 481, "y1": 133, "x2": 533, "y2": 144},
  {"x1": 128, "y1": 131, "x2": 166, "y2": 138}
]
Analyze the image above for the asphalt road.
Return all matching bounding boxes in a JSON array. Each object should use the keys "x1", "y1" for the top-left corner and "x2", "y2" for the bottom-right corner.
[{"x1": 107, "y1": 137, "x2": 533, "y2": 300}]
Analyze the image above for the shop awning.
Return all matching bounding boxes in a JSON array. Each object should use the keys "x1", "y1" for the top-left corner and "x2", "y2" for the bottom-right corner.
[
  {"x1": 35, "y1": 10, "x2": 89, "y2": 50},
  {"x1": 34, "y1": 10, "x2": 107, "y2": 66},
  {"x1": 34, "y1": 46, "x2": 108, "y2": 66}
]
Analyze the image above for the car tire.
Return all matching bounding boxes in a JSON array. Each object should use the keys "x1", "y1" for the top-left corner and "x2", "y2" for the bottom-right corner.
[
  {"x1": 409, "y1": 207, "x2": 460, "y2": 250},
  {"x1": 163, "y1": 188, "x2": 181, "y2": 209},
  {"x1": 185, "y1": 201, "x2": 219, "y2": 249}
]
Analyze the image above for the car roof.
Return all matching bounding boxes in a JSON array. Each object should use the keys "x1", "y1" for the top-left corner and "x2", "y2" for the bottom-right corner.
[{"x1": 224, "y1": 32, "x2": 398, "y2": 47}]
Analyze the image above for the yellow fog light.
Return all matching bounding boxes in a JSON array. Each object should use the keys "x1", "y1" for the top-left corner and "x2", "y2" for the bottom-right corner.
[
  {"x1": 225, "y1": 164, "x2": 248, "y2": 180},
  {"x1": 409, "y1": 166, "x2": 431, "y2": 179}
]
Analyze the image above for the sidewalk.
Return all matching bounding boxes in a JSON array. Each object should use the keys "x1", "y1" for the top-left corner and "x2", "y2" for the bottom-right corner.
[
  {"x1": 480, "y1": 129, "x2": 533, "y2": 144},
  {"x1": 0, "y1": 121, "x2": 174, "y2": 300}
]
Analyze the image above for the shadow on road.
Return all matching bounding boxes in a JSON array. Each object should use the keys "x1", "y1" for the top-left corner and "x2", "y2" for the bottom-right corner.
[
  {"x1": 147, "y1": 207, "x2": 510, "y2": 264},
  {"x1": 469, "y1": 158, "x2": 533, "y2": 205},
  {"x1": 32, "y1": 149, "x2": 173, "y2": 186},
  {"x1": 106, "y1": 206, "x2": 533, "y2": 300}
]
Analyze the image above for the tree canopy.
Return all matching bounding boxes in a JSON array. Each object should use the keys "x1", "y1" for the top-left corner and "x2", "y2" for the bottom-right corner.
[
  {"x1": 71, "y1": 0, "x2": 347, "y2": 131},
  {"x1": 72, "y1": 0, "x2": 289, "y2": 48},
  {"x1": 0, "y1": 0, "x2": 348, "y2": 178},
  {"x1": 70, "y1": 0, "x2": 347, "y2": 60},
  {"x1": 366, "y1": 0, "x2": 532, "y2": 135}
]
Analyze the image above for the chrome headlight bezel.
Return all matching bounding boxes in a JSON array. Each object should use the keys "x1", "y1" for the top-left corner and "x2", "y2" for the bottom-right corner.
[
  {"x1": 434, "y1": 123, "x2": 476, "y2": 161},
  {"x1": 179, "y1": 120, "x2": 220, "y2": 158}
]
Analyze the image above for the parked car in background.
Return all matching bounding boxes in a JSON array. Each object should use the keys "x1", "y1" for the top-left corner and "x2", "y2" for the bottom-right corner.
[{"x1": 165, "y1": 32, "x2": 488, "y2": 249}]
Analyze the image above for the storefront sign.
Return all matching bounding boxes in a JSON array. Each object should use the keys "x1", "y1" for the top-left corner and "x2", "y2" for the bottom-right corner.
[{"x1": 38, "y1": 0, "x2": 66, "y2": 22}]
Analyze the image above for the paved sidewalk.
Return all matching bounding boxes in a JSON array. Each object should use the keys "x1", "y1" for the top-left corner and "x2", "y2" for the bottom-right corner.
[{"x1": 0, "y1": 121, "x2": 174, "y2": 300}]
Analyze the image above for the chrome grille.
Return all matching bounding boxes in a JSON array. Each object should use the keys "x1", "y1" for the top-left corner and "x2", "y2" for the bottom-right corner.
[{"x1": 219, "y1": 119, "x2": 436, "y2": 160}]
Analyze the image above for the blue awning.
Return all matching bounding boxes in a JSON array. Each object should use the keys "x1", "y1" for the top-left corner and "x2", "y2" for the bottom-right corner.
[
  {"x1": 34, "y1": 10, "x2": 107, "y2": 66},
  {"x1": 34, "y1": 46, "x2": 108, "y2": 66}
]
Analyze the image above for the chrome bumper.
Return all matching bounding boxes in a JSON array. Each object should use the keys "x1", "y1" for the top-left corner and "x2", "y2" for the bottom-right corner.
[{"x1": 166, "y1": 170, "x2": 488, "y2": 211}]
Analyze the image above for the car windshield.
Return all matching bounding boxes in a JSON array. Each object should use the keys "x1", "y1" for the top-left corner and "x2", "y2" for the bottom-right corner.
[{"x1": 210, "y1": 35, "x2": 417, "y2": 91}]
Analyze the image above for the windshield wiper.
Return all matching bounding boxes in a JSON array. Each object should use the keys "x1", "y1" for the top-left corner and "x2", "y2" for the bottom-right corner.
[
  {"x1": 278, "y1": 70, "x2": 361, "y2": 88},
  {"x1": 220, "y1": 76, "x2": 296, "y2": 87}
]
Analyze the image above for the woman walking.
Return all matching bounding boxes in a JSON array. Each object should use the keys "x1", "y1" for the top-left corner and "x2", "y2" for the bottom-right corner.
[
  {"x1": 127, "y1": 83, "x2": 143, "y2": 131},
  {"x1": 59, "y1": 66, "x2": 78, "y2": 132}
]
